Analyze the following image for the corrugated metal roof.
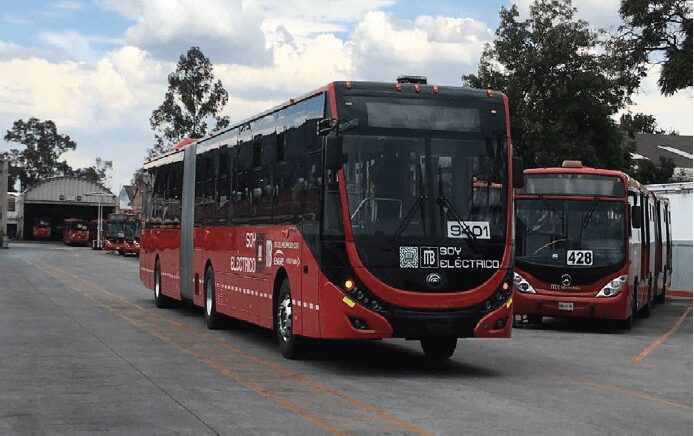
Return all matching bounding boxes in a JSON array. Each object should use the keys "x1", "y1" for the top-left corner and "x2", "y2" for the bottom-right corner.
[{"x1": 21, "y1": 177, "x2": 117, "y2": 206}]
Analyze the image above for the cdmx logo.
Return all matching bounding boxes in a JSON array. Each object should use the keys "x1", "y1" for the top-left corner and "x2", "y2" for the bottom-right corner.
[{"x1": 561, "y1": 274, "x2": 572, "y2": 287}]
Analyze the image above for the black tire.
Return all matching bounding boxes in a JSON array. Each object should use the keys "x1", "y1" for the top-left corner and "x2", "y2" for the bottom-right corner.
[
  {"x1": 654, "y1": 280, "x2": 666, "y2": 304},
  {"x1": 527, "y1": 315, "x2": 543, "y2": 325},
  {"x1": 618, "y1": 286, "x2": 636, "y2": 330},
  {"x1": 639, "y1": 288, "x2": 652, "y2": 318},
  {"x1": 153, "y1": 259, "x2": 171, "y2": 308},
  {"x1": 420, "y1": 336, "x2": 457, "y2": 361},
  {"x1": 275, "y1": 279, "x2": 305, "y2": 359},
  {"x1": 204, "y1": 267, "x2": 223, "y2": 330}
]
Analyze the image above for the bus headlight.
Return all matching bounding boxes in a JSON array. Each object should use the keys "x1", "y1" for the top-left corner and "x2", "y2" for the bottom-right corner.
[
  {"x1": 596, "y1": 275, "x2": 627, "y2": 298},
  {"x1": 513, "y1": 273, "x2": 536, "y2": 294}
]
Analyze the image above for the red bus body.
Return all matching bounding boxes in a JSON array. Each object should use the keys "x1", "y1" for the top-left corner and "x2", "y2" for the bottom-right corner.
[
  {"x1": 104, "y1": 213, "x2": 137, "y2": 253},
  {"x1": 63, "y1": 218, "x2": 90, "y2": 246},
  {"x1": 33, "y1": 218, "x2": 51, "y2": 240},
  {"x1": 122, "y1": 215, "x2": 141, "y2": 256},
  {"x1": 514, "y1": 164, "x2": 672, "y2": 326},
  {"x1": 140, "y1": 81, "x2": 517, "y2": 357}
]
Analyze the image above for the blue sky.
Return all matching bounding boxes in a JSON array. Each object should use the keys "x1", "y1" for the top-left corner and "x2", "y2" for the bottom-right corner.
[{"x1": 0, "y1": 0, "x2": 690, "y2": 192}]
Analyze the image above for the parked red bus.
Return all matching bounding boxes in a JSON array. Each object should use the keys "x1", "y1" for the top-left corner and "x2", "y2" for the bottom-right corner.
[
  {"x1": 513, "y1": 161, "x2": 671, "y2": 329},
  {"x1": 122, "y1": 215, "x2": 141, "y2": 256},
  {"x1": 140, "y1": 78, "x2": 522, "y2": 359},
  {"x1": 32, "y1": 218, "x2": 52, "y2": 240},
  {"x1": 63, "y1": 218, "x2": 90, "y2": 246},
  {"x1": 104, "y1": 213, "x2": 134, "y2": 254}
]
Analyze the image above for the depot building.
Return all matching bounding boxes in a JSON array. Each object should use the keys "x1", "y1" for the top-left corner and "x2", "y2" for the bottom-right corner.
[{"x1": 14, "y1": 176, "x2": 117, "y2": 240}]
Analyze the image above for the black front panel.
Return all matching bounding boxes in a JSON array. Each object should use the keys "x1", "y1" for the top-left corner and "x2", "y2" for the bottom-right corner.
[{"x1": 334, "y1": 84, "x2": 510, "y2": 292}]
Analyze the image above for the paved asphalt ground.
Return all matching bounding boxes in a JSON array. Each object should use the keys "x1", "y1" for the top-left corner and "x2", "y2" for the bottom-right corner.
[{"x1": 0, "y1": 242, "x2": 691, "y2": 435}]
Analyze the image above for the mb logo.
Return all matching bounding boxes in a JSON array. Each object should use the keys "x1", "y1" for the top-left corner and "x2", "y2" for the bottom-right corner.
[{"x1": 421, "y1": 247, "x2": 438, "y2": 268}]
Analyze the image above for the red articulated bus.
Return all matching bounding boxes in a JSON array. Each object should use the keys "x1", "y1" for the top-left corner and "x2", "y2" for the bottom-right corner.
[
  {"x1": 104, "y1": 213, "x2": 135, "y2": 254},
  {"x1": 513, "y1": 161, "x2": 672, "y2": 329},
  {"x1": 122, "y1": 215, "x2": 141, "y2": 256},
  {"x1": 33, "y1": 218, "x2": 52, "y2": 240},
  {"x1": 63, "y1": 218, "x2": 90, "y2": 246},
  {"x1": 140, "y1": 78, "x2": 522, "y2": 359}
]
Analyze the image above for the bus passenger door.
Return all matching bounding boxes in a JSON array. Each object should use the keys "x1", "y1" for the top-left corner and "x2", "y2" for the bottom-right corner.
[{"x1": 628, "y1": 192, "x2": 641, "y2": 290}]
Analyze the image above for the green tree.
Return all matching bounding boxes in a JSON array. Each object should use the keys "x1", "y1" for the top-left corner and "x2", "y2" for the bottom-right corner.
[
  {"x1": 619, "y1": 112, "x2": 664, "y2": 135},
  {"x1": 633, "y1": 156, "x2": 676, "y2": 183},
  {"x1": 617, "y1": 0, "x2": 692, "y2": 95},
  {"x1": 3, "y1": 118, "x2": 77, "y2": 191},
  {"x1": 464, "y1": 0, "x2": 636, "y2": 172},
  {"x1": 148, "y1": 46, "x2": 230, "y2": 159},
  {"x1": 72, "y1": 157, "x2": 113, "y2": 185}
]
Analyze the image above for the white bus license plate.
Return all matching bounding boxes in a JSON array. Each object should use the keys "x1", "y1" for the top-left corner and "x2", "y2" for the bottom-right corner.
[{"x1": 558, "y1": 302, "x2": 574, "y2": 311}]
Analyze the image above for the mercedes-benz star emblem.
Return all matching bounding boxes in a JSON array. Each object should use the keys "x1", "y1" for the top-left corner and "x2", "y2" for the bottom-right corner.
[
  {"x1": 561, "y1": 274, "x2": 572, "y2": 287},
  {"x1": 426, "y1": 272, "x2": 443, "y2": 289}
]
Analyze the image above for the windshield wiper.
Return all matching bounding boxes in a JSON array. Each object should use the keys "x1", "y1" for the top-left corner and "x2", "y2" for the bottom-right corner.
[
  {"x1": 384, "y1": 162, "x2": 428, "y2": 251},
  {"x1": 577, "y1": 197, "x2": 599, "y2": 247},
  {"x1": 437, "y1": 168, "x2": 481, "y2": 254},
  {"x1": 384, "y1": 194, "x2": 427, "y2": 251}
]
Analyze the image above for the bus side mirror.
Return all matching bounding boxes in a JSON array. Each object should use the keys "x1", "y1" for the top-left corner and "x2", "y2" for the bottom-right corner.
[
  {"x1": 631, "y1": 205, "x2": 642, "y2": 229},
  {"x1": 512, "y1": 156, "x2": 524, "y2": 188},
  {"x1": 317, "y1": 119, "x2": 334, "y2": 136},
  {"x1": 325, "y1": 136, "x2": 343, "y2": 170}
]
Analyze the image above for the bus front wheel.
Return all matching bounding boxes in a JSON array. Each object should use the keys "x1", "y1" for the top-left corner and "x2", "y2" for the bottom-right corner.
[
  {"x1": 275, "y1": 279, "x2": 304, "y2": 359},
  {"x1": 420, "y1": 336, "x2": 457, "y2": 361},
  {"x1": 204, "y1": 267, "x2": 223, "y2": 330},
  {"x1": 153, "y1": 260, "x2": 172, "y2": 309}
]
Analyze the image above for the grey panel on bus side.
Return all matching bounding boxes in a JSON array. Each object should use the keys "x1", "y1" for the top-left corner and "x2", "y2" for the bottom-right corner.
[{"x1": 180, "y1": 142, "x2": 196, "y2": 300}]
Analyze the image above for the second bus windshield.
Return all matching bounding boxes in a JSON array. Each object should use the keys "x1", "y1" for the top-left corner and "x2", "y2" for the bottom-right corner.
[{"x1": 515, "y1": 199, "x2": 626, "y2": 268}]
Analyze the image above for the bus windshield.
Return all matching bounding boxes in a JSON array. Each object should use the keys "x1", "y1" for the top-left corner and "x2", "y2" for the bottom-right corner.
[
  {"x1": 515, "y1": 199, "x2": 626, "y2": 268},
  {"x1": 342, "y1": 132, "x2": 508, "y2": 267}
]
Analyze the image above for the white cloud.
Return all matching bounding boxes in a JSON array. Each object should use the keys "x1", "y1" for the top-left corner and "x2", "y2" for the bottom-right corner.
[
  {"x1": 512, "y1": 0, "x2": 622, "y2": 29},
  {"x1": 101, "y1": 0, "x2": 271, "y2": 65},
  {"x1": 347, "y1": 12, "x2": 492, "y2": 85},
  {"x1": 628, "y1": 65, "x2": 693, "y2": 135}
]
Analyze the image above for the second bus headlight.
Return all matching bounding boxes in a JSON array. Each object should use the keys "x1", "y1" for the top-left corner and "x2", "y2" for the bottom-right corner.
[
  {"x1": 513, "y1": 272, "x2": 536, "y2": 294},
  {"x1": 596, "y1": 275, "x2": 628, "y2": 298}
]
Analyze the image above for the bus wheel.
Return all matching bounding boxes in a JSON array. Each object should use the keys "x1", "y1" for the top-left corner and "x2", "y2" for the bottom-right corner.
[
  {"x1": 275, "y1": 279, "x2": 304, "y2": 359},
  {"x1": 527, "y1": 315, "x2": 543, "y2": 325},
  {"x1": 154, "y1": 260, "x2": 171, "y2": 308},
  {"x1": 639, "y1": 289, "x2": 652, "y2": 318},
  {"x1": 204, "y1": 267, "x2": 222, "y2": 330},
  {"x1": 654, "y1": 285, "x2": 666, "y2": 304},
  {"x1": 420, "y1": 336, "x2": 457, "y2": 361}
]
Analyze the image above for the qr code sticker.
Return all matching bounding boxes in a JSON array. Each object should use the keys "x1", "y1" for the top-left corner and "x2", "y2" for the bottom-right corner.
[{"x1": 399, "y1": 246, "x2": 419, "y2": 268}]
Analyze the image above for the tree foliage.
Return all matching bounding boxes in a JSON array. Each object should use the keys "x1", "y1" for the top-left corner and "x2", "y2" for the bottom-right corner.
[
  {"x1": 617, "y1": 0, "x2": 692, "y2": 95},
  {"x1": 633, "y1": 155, "x2": 676, "y2": 183},
  {"x1": 148, "y1": 46, "x2": 230, "y2": 159},
  {"x1": 464, "y1": 0, "x2": 636, "y2": 172},
  {"x1": 71, "y1": 157, "x2": 113, "y2": 185},
  {"x1": 619, "y1": 112, "x2": 663, "y2": 135},
  {"x1": 3, "y1": 118, "x2": 76, "y2": 191}
]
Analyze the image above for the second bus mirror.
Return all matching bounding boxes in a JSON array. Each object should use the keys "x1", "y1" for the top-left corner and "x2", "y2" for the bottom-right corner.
[
  {"x1": 631, "y1": 205, "x2": 642, "y2": 229},
  {"x1": 325, "y1": 136, "x2": 344, "y2": 170},
  {"x1": 512, "y1": 156, "x2": 525, "y2": 188}
]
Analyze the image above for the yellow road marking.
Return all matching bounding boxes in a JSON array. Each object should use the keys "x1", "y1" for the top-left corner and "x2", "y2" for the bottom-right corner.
[
  {"x1": 28, "y1": 259, "x2": 430, "y2": 435},
  {"x1": 540, "y1": 368, "x2": 692, "y2": 411},
  {"x1": 630, "y1": 306, "x2": 693, "y2": 366}
]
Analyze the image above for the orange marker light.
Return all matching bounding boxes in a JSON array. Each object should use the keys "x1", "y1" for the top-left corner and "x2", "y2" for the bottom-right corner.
[
  {"x1": 502, "y1": 282, "x2": 509, "y2": 290},
  {"x1": 344, "y1": 280, "x2": 355, "y2": 291}
]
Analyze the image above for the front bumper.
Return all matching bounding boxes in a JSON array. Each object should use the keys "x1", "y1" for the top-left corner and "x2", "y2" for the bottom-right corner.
[
  {"x1": 514, "y1": 289, "x2": 629, "y2": 320},
  {"x1": 319, "y1": 282, "x2": 512, "y2": 339}
]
